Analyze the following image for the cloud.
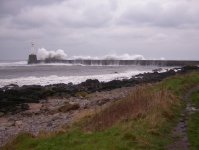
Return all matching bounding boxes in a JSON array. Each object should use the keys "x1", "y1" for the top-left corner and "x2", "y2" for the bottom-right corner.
[
  {"x1": 8, "y1": 0, "x2": 198, "y2": 29},
  {"x1": 119, "y1": 0, "x2": 199, "y2": 28},
  {"x1": 0, "y1": 0, "x2": 199, "y2": 60},
  {"x1": 10, "y1": 0, "x2": 114, "y2": 29}
]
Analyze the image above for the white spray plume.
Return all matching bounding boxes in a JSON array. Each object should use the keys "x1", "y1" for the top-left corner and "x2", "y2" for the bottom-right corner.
[
  {"x1": 37, "y1": 48, "x2": 67, "y2": 60},
  {"x1": 36, "y1": 48, "x2": 145, "y2": 60},
  {"x1": 102, "y1": 54, "x2": 145, "y2": 60},
  {"x1": 70, "y1": 53, "x2": 145, "y2": 60},
  {"x1": 70, "y1": 56, "x2": 99, "y2": 60}
]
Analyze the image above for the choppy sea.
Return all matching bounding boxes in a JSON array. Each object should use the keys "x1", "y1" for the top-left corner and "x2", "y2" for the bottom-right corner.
[{"x1": 0, "y1": 60, "x2": 169, "y2": 88}]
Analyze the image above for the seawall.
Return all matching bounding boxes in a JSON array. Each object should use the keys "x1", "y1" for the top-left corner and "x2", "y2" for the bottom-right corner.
[{"x1": 28, "y1": 59, "x2": 199, "y2": 66}]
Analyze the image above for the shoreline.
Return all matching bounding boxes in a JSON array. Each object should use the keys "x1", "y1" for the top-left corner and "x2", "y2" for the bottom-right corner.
[
  {"x1": 0, "y1": 66, "x2": 198, "y2": 116},
  {"x1": 0, "y1": 65, "x2": 199, "y2": 147}
]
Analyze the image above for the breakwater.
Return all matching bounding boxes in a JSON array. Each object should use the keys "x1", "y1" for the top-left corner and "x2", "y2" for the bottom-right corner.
[
  {"x1": 28, "y1": 54, "x2": 199, "y2": 66},
  {"x1": 29, "y1": 59, "x2": 199, "y2": 67}
]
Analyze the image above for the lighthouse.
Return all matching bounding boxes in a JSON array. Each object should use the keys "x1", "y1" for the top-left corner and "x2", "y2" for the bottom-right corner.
[{"x1": 28, "y1": 42, "x2": 38, "y2": 64}]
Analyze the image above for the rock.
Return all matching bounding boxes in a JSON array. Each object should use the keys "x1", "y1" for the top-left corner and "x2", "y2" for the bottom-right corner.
[
  {"x1": 181, "y1": 65, "x2": 199, "y2": 72},
  {"x1": 0, "y1": 112, "x2": 4, "y2": 117},
  {"x1": 21, "y1": 103, "x2": 29, "y2": 110},
  {"x1": 15, "y1": 120, "x2": 23, "y2": 128},
  {"x1": 79, "y1": 79, "x2": 101, "y2": 92},
  {"x1": 97, "y1": 98, "x2": 110, "y2": 106},
  {"x1": 27, "y1": 103, "x2": 43, "y2": 114},
  {"x1": 58, "y1": 103, "x2": 80, "y2": 113},
  {"x1": 1, "y1": 84, "x2": 19, "y2": 91},
  {"x1": 47, "y1": 122, "x2": 53, "y2": 127}
]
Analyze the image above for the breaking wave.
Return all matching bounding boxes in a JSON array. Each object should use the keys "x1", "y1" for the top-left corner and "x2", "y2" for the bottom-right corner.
[
  {"x1": 37, "y1": 48, "x2": 67, "y2": 60},
  {"x1": 36, "y1": 48, "x2": 145, "y2": 60},
  {"x1": 70, "y1": 53, "x2": 145, "y2": 60},
  {"x1": 0, "y1": 61, "x2": 27, "y2": 67},
  {"x1": 0, "y1": 70, "x2": 146, "y2": 88}
]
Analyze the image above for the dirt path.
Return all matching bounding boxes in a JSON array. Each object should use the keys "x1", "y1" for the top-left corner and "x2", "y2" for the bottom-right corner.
[{"x1": 167, "y1": 85, "x2": 199, "y2": 150}]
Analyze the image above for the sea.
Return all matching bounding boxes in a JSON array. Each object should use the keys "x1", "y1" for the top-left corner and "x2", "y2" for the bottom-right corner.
[{"x1": 0, "y1": 60, "x2": 169, "y2": 88}]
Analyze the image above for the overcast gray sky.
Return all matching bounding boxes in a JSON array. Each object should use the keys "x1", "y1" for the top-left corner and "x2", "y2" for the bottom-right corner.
[{"x1": 0, "y1": 0, "x2": 199, "y2": 60}]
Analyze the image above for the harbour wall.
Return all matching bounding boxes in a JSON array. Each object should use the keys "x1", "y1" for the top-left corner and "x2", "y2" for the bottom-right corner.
[{"x1": 32, "y1": 59, "x2": 199, "y2": 66}]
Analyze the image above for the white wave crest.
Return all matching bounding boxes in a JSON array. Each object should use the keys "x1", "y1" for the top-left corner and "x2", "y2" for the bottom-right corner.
[
  {"x1": 0, "y1": 70, "x2": 146, "y2": 88},
  {"x1": 102, "y1": 54, "x2": 145, "y2": 60},
  {"x1": 37, "y1": 48, "x2": 67, "y2": 60},
  {"x1": 36, "y1": 48, "x2": 145, "y2": 60},
  {"x1": 70, "y1": 53, "x2": 145, "y2": 60},
  {"x1": 0, "y1": 61, "x2": 27, "y2": 67}
]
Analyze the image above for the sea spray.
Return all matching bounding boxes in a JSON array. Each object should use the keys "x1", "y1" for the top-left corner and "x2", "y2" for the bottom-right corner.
[
  {"x1": 37, "y1": 48, "x2": 67, "y2": 60},
  {"x1": 36, "y1": 48, "x2": 145, "y2": 60}
]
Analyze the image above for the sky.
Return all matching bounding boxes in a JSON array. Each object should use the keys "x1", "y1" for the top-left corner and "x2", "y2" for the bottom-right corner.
[{"x1": 0, "y1": 0, "x2": 199, "y2": 60}]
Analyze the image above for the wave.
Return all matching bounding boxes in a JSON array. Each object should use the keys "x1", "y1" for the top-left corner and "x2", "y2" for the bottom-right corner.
[
  {"x1": 69, "y1": 53, "x2": 145, "y2": 60},
  {"x1": 0, "y1": 61, "x2": 27, "y2": 67},
  {"x1": 0, "y1": 61, "x2": 72, "y2": 67},
  {"x1": 36, "y1": 48, "x2": 145, "y2": 60},
  {"x1": 0, "y1": 70, "x2": 147, "y2": 88},
  {"x1": 37, "y1": 48, "x2": 67, "y2": 60}
]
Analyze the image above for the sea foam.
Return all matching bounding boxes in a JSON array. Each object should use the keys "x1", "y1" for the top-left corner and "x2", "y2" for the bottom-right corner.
[{"x1": 0, "y1": 70, "x2": 146, "y2": 88}]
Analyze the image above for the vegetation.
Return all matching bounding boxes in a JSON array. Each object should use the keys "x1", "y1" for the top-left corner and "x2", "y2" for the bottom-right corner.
[
  {"x1": 3, "y1": 71, "x2": 199, "y2": 150},
  {"x1": 188, "y1": 90, "x2": 199, "y2": 150},
  {"x1": 190, "y1": 90, "x2": 199, "y2": 108},
  {"x1": 188, "y1": 112, "x2": 199, "y2": 150},
  {"x1": 75, "y1": 91, "x2": 89, "y2": 98}
]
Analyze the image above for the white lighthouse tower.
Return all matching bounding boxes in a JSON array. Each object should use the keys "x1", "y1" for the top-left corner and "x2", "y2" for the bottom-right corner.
[{"x1": 31, "y1": 42, "x2": 35, "y2": 55}]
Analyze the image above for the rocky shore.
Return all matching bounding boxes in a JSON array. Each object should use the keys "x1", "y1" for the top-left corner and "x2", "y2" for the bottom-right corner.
[
  {"x1": 0, "y1": 65, "x2": 198, "y2": 147},
  {"x1": 0, "y1": 86, "x2": 133, "y2": 147}
]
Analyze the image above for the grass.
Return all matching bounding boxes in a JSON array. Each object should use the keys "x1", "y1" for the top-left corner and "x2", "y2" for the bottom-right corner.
[
  {"x1": 190, "y1": 90, "x2": 199, "y2": 108},
  {"x1": 188, "y1": 112, "x2": 199, "y2": 150},
  {"x1": 160, "y1": 71, "x2": 199, "y2": 95},
  {"x1": 3, "y1": 71, "x2": 199, "y2": 150},
  {"x1": 85, "y1": 86, "x2": 179, "y2": 131},
  {"x1": 188, "y1": 89, "x2": 199, "y2": 150}
]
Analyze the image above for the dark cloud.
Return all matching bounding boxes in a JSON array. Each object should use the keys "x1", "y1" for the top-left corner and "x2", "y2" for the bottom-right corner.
[{"x1": 0, "y1": 0, "x2": 65, "y2": 16}]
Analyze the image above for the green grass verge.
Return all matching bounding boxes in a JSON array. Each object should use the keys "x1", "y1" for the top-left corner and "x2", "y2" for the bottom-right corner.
[
  {"x1": 190, "y1": 90, "x2": 199, "y2": 108},
  {"x1": 3, "y1": 120, "x2": 177, "y2": 150},
  {"x1": 3, "y1": 71, "x2": 199, "y2": 150},
  {"x1": 188, "y1": 112, "x2": 199, "y2": 150},
  {"x1": 160, "y1": 71, "x2": 199, "y2": 95},
  {"x1": 188, "y1": 89, "x2": 199, "y2": 150}
]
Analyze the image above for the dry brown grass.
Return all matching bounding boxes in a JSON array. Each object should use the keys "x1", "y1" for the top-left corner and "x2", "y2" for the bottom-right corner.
[{"x1": 85, "y1": 85, "x2": 179, "y2": 131}]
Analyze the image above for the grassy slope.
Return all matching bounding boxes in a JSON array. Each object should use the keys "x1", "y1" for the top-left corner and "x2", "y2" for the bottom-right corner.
[
  {"x1": 188, "y1": 90, "x2": 199, "y2": 150},
  {"x1": 3, "y1": 71, "x2": 199, "y2": 150}
]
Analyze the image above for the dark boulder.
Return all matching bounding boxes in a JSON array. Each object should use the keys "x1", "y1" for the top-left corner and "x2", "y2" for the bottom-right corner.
[
  {"x1": 79, "y1": 79, "x2": 101, "y2": 92},
  {"x1": 181, "y1": 65, "x2": 199, "y2": 72}
]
